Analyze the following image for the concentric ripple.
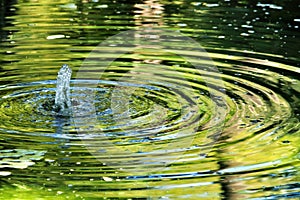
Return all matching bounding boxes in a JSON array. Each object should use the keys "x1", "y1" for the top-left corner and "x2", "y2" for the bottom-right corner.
[
  {"x1": 1, "y1": 47, "x2": 299, "y2": 199},
  {"x1": 0, "y1": 55, "x2": 228, "y2": 173},
  {"x1": 0, "y1": 0, "x2": 299, "y2": 199},
  {"x1": 1, "y1": 49, "x2": 299, "y2": 199}
]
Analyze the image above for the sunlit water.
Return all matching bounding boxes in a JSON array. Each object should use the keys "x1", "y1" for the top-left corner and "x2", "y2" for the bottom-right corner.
[{"x1": 0, "y1": 0, "x2": 299, "y2": 199}]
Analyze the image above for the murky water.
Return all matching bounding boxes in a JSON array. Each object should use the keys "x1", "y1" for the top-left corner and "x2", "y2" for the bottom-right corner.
[{"x1": 0, "y1": 0, "x2": 299, "y2": 199}]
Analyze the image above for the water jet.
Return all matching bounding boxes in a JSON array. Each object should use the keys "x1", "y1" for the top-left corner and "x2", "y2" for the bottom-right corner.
[{"x1": 54, "y1": 64, "x2": 72, "y2": 113}]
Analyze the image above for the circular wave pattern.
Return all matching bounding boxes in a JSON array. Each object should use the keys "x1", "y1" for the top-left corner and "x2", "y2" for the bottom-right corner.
[
  {"x1": 0, "y1": 73, "x2": 227, "y2": 171},
  {"x1": 0, "y1": 53, "x2": 299, "y2": 199},
  {"x1": 0, "y1": 3, "x2": 299, "y2": 196},
  {"x1": 72, "y1": 28, "x2": 228, "y2": 173}
]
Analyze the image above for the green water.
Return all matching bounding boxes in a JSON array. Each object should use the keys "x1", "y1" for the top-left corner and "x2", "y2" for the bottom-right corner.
[{"x1": 0, "y1": 0, "x2": 299, "y2": 199}]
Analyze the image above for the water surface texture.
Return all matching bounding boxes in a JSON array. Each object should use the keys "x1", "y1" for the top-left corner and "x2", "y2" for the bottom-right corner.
[{"x1": 0, "y1": 0, "x2": 299, "y2": 199}]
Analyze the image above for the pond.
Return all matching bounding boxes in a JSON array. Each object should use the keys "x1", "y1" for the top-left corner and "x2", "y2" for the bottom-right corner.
[{"x1": 0, "y1": 0, "x2": 299, "y2": 199}]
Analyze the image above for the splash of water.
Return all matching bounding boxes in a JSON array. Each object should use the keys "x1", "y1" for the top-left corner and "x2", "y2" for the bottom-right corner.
[{"x1": 55, "y1": 64, "x2": 72, "y2": 112}]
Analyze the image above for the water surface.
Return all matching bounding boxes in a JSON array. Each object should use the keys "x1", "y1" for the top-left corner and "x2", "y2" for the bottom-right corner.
[{"x1": 0, "y1": 0, "x2": 299, "y2": 199}]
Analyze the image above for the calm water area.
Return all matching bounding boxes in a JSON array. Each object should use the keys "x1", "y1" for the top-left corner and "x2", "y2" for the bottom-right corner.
[{"x1": 0, "y1": 0, "x2": 299, "y2": 199}]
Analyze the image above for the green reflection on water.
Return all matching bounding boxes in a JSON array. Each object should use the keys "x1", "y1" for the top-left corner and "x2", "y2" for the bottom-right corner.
[{"x1": 0, "y1": 0, "x2": 299, "y2": 199}]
